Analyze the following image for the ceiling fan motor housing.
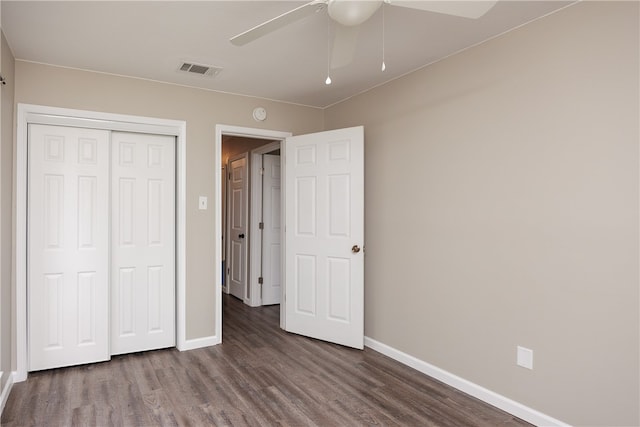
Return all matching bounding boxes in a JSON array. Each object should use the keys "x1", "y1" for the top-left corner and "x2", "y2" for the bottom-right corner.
[{"x1": 327, "y1": 0, "x2": 383, "y2": 26}]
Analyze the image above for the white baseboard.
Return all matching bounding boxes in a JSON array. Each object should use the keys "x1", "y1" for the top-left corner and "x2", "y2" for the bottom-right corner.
[
  {"x1": 364, "y1": 337, "x2": 569, "y2": 427},
  {"x1": 0, "y1": 372, "x2": 14, "y2": 416},
  {"x1": 178, "y1": 334, "x2": 221, "y2": 351}
]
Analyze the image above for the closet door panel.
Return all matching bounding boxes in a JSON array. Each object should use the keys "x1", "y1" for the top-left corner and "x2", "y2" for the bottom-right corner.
[
  {"x1": 111, "y1": 132, "x2": 176, "y2": 355},
  {"x1": 28, "y1": 124, "x2": 110, "y2": 371}
]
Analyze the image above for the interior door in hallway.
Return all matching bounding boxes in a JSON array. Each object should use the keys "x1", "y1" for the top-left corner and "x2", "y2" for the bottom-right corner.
[
  {"x1": 227, "y1": 153, "x2": 248, "y2": 301},
  {"x1": 261, "y1": 154, "x2": 281, "y2": 305},
  {"x1": 28, "y1": 124, "x2": 111, "y2": 371},
  {"x1": 111, "y1": 132, "x2": 176, "y2": 355}
]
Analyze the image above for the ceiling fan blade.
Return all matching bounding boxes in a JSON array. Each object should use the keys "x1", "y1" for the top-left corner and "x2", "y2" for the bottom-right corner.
[
  {"x1": 331, "y1": 24, "x2": 360, "y2": 69},
  {"x1": 230, "y1": 0, "x2": 327, "y2": 46},
  {"x1": 389, "y1": 1, "x2": 497, "y2": 19}
]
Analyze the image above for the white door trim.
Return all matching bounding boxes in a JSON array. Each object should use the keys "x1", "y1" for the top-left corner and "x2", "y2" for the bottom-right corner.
[
  {"x1": 221, "y1": 165, "x2": 227, "y2": 294},
  {"x1": 248, "y1": 141, "x2": 281, "y2": 307},
  {"x1": 215, "y1": 125, "x2": 291, "y2": 339},
  {"x1": 15, "y1": 103, "x2": 187, "y2": 382}
]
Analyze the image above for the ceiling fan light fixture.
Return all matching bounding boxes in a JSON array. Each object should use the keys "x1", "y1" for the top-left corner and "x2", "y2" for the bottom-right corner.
[{"x1": 327, "y1": 0, "x2": 382, "y2": 26}]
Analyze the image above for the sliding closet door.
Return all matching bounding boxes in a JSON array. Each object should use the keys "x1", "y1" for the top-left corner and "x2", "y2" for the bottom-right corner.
[
  {"x1": 111, "y1": 132, "x2": 176, "y2": 355},
  {"x1": 28, "y1": 124, "x2": 110, "y2": 371}
]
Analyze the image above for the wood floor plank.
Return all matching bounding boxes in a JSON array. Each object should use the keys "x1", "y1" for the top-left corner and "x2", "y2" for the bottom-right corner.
[{"x1": 2, "y1": 294, "x2": 533, "y2": 426}]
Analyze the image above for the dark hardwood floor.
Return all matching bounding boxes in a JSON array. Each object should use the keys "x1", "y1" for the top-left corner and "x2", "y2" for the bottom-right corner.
[{"x1": 2, "y1": 294, "x2": 531, "y2": 426}]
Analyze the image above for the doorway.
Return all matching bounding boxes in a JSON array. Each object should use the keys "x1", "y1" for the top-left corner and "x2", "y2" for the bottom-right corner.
[
  {"x1": 215, "y1": 124, "x2": 365, "y2": 349},
  {"x1": 221, "y1": 135, "x2": 282, "y2": 307},
  {"x1": 215, "y1": 126, "x2": 291, "y2": 337}
]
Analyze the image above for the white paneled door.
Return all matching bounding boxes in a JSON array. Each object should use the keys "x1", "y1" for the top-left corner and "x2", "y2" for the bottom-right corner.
[
  {"x1": 228, "y1": 153, "x2": 248, "y2": 301},
  {"x1": 111, "y1": 132, "x2": 176, "y2": 355},
  {"x1": 28, "y1": 124, "x2": 111, "y2": 371},
  {"x1": 284, "y1": 126, "x2": 364, "y2": 349},
  {"x1": 28, "y1": 125, "x2": 176, "y2": 371},
  {"x1": 261, "y1": 154, "x2": 281, "y2": 305}
]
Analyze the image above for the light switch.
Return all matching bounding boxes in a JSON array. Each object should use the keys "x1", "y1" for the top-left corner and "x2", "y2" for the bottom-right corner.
[
  {"x1": 198, "y1": 196, "x2": 207, "y2": 210},
  {"x1": 517, "y1": 346, "x2": 533, "y2": 370}
]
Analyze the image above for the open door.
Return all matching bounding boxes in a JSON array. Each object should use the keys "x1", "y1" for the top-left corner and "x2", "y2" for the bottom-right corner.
[
  {"x1": 261, "y1": 154, "x2": 282, "y2": 305},
  {"x1": 227, "y1": 152, "x2": 249, "y2": 301},
  {"x1": 284, "y1": 126, "x2": 364, "y2": 349}
]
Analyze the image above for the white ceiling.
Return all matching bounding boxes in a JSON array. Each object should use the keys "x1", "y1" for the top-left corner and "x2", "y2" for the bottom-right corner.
[{"x1": 2, "y1": 1, "x2": 574, "y2": 108}]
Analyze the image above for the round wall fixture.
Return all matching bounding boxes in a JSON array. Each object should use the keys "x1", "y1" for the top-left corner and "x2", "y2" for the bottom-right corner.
[{"x1": 252, "y1": 107, "x2": 267, "y2": 122}]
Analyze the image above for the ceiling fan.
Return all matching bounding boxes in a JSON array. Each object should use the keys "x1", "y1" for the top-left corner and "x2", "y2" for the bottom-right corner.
[{"x1": 230, "y1": 1, "x2": 497, "y2": 69}]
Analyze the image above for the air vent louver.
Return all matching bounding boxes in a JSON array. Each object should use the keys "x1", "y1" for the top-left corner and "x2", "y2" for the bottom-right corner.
[{"x1": 177, "y1": 62, "x2": 222, "y2": 77}]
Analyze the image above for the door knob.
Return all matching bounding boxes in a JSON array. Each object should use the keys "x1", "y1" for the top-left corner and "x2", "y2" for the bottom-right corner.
[
  {"x1": 239, "y1": 234, "x2": 245, "y2": 239},
  {"x1": 351, "y1": 245, "x2": 361, "y2": 253}
]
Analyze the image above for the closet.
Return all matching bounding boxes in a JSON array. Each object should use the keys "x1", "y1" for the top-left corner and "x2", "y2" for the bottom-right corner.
[{"x1": 28, "y1": 124, "x2": 176, "y2": 371}]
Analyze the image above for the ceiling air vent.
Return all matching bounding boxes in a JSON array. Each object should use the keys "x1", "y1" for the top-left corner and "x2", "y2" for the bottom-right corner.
[{"x1": 177, "y1": 62, "x2": 222, "y2": 77}]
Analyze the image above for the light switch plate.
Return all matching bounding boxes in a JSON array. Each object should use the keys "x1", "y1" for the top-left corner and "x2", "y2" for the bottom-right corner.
[
  {"x1": 198, "y1": 196, "x2": 207, "y2": 210},
  {"x1": 517, "y1": 346, "x2": 534, "y2": 370}
]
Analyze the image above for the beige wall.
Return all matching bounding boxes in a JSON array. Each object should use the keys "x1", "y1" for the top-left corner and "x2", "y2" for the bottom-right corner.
[
  {"x1": 1, "y1": 29, "x2": 15, "y2": 392},
  {"x1": 13, "y1": 61, "x2": 324, "y2": 342},
  {"x1": 325, "y1": 2, "x2": 639, "y2": 425}
]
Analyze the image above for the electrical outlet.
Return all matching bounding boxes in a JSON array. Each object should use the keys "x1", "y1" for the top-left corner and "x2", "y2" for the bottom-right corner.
[
  {"x1": 198, "y1": 196, "x2": 207, "y2": 210},
  {"x1": 517, "y1": 346, "x2": 534, "y2": 370}
]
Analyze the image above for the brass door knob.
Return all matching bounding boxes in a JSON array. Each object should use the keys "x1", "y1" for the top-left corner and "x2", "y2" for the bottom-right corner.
[{"x1": 352, "y1": 245, "x2": 361, "y2": 253}]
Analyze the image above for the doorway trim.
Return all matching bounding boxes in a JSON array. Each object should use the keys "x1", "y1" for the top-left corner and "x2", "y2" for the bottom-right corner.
[
  {"x1": 14, "y1": 103, "x2": 187, "y2": 382},
  {"x1": 215, "y1": 125, "x2": 291, "y2": 339}
]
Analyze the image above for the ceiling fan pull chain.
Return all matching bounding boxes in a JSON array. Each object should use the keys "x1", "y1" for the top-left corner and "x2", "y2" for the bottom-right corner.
[
  {"x1": 326, "y1": 11, "x2": 332, "y2": 85},
  {"x1": 381, "y1": 2, "x2": 386, "y2": 72}
]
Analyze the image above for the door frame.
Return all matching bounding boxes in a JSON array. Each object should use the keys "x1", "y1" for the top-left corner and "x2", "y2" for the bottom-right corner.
[
  {"x1": 215, "y1": 125, "x2": 291, "y2": 336},
  {"x1": 221, "y1": 164, "x2": 227, "y2": 293},
  {"x1": 248, "y1": 141, "x2": 281, "y2": 307},
  {"x1": 15, "y1": 103, "x2": 187, "y2": 382}
]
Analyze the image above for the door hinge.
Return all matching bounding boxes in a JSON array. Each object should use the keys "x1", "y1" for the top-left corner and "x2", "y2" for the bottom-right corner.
[
  {"x1": 258, "y1": 277, "x2": 263, "y2": 285},
  {"x1": 259, "y1": 222, "x2": 264, "y2": 230}
]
